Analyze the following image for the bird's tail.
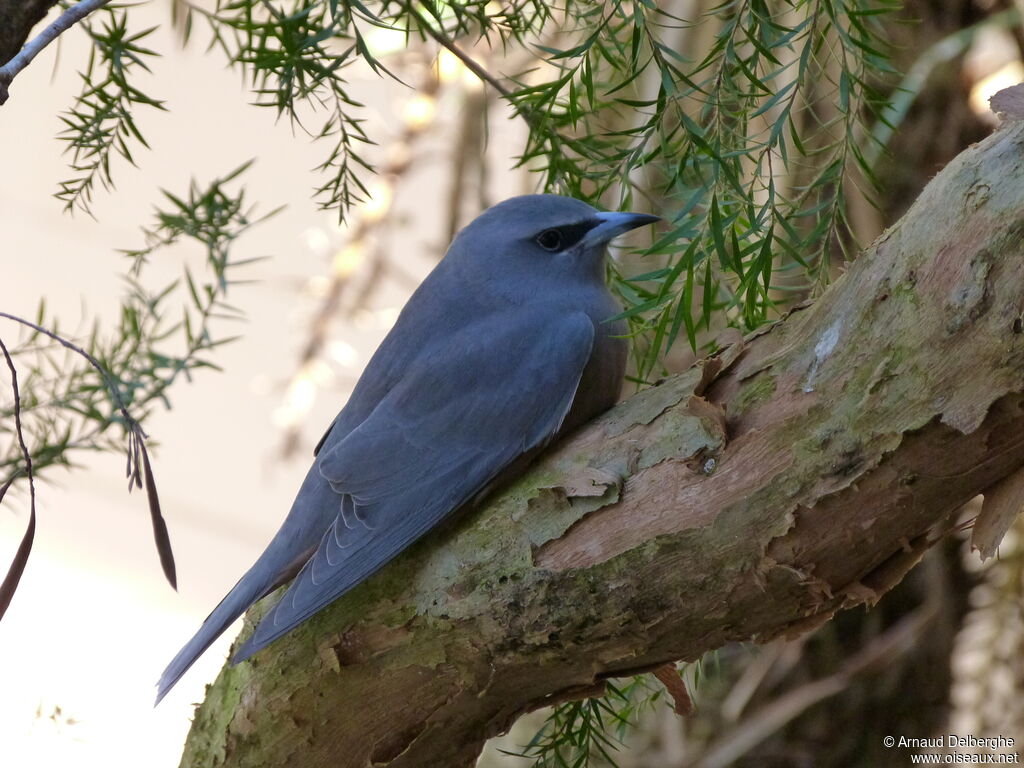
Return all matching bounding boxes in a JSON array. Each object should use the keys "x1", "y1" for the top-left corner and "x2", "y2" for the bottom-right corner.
[
  {"x1": 155, "y1": 463, "x2": 339, "y2": 704},
  {"x1": 155, "y1": 572, "x2": 274, "y2": 705}
]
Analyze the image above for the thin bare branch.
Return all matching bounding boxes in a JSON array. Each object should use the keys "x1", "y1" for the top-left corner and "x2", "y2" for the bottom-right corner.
[
  {"x1": 404, "y1": 3, "x2": 514, "y2": 100},
  {"x1": 0, "y1": 0, "x2": 111, "y2": 105}
]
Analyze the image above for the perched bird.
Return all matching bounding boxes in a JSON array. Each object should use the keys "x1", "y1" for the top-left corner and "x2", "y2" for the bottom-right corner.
[{"x1": 156, "y1": 194, "x2": 658, "y2": 703}]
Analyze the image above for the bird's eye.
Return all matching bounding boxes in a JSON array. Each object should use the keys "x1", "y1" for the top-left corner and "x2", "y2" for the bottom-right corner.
[{"x1": 536, "y1": 229, "x2": 563, "y2": 251}]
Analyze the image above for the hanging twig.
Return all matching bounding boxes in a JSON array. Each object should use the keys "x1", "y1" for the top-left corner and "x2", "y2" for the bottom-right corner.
[
  {"x1": 0, "y1": 337, "x2": 37, "y2": 620},
  {"x1": 0, "y1": 311, "x2": 175, "y2": 589}
]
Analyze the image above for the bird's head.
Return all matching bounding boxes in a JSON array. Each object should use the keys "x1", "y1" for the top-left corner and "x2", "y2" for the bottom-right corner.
[{"x1": 446, "y1": 194, "x2": 659, "y2": 287}]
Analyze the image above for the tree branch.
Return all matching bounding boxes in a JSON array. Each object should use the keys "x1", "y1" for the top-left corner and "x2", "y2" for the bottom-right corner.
[
  {"x1": 0, "y1": 0, "x2": 110, "y2": 106},
  {"x1": 177, "y1": 120, "x2": 1024, "y2": 767},
  {"x1": 0, "y1": 0, "x2": 57, "y2": 69}
]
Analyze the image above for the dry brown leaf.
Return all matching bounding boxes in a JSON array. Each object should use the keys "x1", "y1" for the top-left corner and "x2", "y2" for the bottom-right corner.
[{"x1": 653, "y1": 663, "x2": 694, "y2": 716}]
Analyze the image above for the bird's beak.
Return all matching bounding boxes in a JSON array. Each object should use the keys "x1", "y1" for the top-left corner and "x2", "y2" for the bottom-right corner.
[{"x1": 581, "y1": 211, "x2": 661, "y2": 249}]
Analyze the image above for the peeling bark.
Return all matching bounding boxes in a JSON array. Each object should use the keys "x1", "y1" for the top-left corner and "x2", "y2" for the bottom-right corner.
[{"x1": 179, "y1": 121, "x2": 1024, "y2": 768}]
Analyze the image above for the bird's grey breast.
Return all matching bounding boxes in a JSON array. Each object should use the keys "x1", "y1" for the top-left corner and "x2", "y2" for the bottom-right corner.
[{"x1": 561, "y1": 290, "x2": 626, "y2": 436}]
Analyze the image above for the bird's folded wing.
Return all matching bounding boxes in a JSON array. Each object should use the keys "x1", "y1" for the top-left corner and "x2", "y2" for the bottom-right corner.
[{"x1": 232, "y1": 310, "x2": 595, "y2": 661}]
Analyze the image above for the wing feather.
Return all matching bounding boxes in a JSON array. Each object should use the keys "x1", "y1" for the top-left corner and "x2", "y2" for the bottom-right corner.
[{"x1": 232, "y1": 310, "x2": 594, "y2": 661}]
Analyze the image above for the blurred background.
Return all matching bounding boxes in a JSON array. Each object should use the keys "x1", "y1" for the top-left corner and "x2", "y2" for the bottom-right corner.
[{"x1": 1, "y1": 0, "x2": 1023, "y2": 766}]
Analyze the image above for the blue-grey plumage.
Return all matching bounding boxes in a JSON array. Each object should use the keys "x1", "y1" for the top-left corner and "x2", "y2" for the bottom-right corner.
[{"x1": 155, "y1": 194, "x2": 658, "y2": 704}]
